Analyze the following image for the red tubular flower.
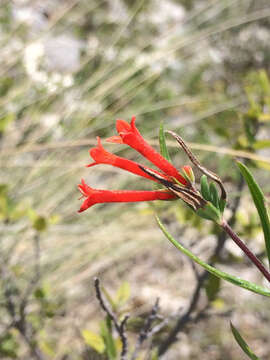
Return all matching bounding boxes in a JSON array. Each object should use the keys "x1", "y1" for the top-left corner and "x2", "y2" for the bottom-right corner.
[
  {"x1": 78, "y1": 179, "x2": 176, "y2": 212},
  {"x1": 78, "y1": 116, "x2": 192, "y2": 213},
  {"x1": 87, "y1": 137, "x2": 170, "y2": 183},
  {"x1": 106, "y1": 116, "x2": 187, "y2": 185}
]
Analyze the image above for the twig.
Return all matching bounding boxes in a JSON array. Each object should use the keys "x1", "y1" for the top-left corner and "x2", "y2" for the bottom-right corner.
[
  {"x1": 94, "y1": 278, "x2": 129, "y2": 360},
  {"x1": 167, "y1": 130, "x2": 227, "y2": 200},
  {"x1": 120, "y1": 315, "x2": 130, "y2": 358},
  {"x1": 221, "y1": 220, "x2": 270, "y2": 282},
  {"x1": 130, "y1": 298, "x2": 160, "y2": 360},
  {"x1": 189, "y1": 259, "x2": 200, "y2": 281},
  {"x1": 147, "y1": 317, "x2": 170, "y2": 337}
]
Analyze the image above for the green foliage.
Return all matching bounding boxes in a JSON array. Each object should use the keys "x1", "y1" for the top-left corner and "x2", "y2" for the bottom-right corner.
[
  {"x1": 100, "y1": 319, "x2": 117, "y2": 360},
  {"x1": 200, "y1": 176, "x2": 226, "y2": 214},
  {"x1": 245, "y1": 71, "x2": 270, "y2": 116},
  {"x1": 230, "y1": 323, "x2": 261, "y2": 360},
  {"x1": 0, "y1": 333, "x2": 19, "y2": 359},
  {"x1": 82, "y1": 330, "x2": 105, "y2": 354},
  {"x1": 156, "y1": 215, "x2": 270, "y2": 297},
  {"x1": 81, "y1": 282, "x2": 131, "y2": 359},
  {"x1": 33, "y1": 284, "x2": 64, "y2": 319},
  {"x1": 198, "y1": 176, "x2": 226, "y2": 222},
  {"x1": 101, "y1": 281, "x2": 131, "y2": 314},
  {"x1": 1, "y1": 0, "x2": 270, "y2": 357},
  {"x1": 0, "y1": 113, "x2": 14, "y2": 133},
  {"x1": 197, "y1": 202, "x2": 222, "y2": 223},
  {"x1": 115, "y1": 281, "x2": 131, "y2": 308},
  {"x1": 0, "y1": 184, "x2": 58, "y2": 234},
  {"x1": 237, "y1": 162, "x2": 270, "y2": 267},
  {"x1": 209, "y1": 182, "x2": 219, "y2": 209},
  {"x1": 159, "y1": 122, "x2": 171, "y2": 162},
  {"x1": 237, "y1": 70, "x2": 270, "y2": 154},
  {"x1": 200, "y1": 175, "x2": 211, "y2": 201}
]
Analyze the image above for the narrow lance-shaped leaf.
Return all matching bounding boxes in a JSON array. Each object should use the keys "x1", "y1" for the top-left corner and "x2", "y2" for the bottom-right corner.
[
  {"x1": 209, "y1": 182, "x2": 219, "y2": 209},
  {"x1": 115, "y1": 281, "x2": 130, "y2": 307},
  {"x1": 156, "y1": 215, "x2": 270, "y2": 297},
  {"x1": 237, "y1": 161, "x2": 270, "y2": 267},
  {"x1": 100, "y1": 320, "x2": 117, "y2": 360},
  {"x1": 219, "y1": 198, "x2": 226, "y2": 213},
  {"x1": 82, "y1": 330, "x2": 105, "y2": 354},
  {"x1": 230, "y1": 322, "x2": 261, "y2": 360},
  {"x1": 159, "y1": 122, "x2": 171, "y2": 162},
  {"x1": 200, "y1": 175, "x2": 211, "y2": 201},
  {"x1": 101, "y1": 285, "x2": 116, "y2": 311}
]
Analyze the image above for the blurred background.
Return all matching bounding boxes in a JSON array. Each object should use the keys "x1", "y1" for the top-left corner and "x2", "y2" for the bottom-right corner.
[{"x1": 0, "y1": 0, "x2": 270, "y2": 359}]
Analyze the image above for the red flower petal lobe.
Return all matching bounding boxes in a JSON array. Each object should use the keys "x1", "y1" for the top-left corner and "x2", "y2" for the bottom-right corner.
[
  {"x1": 87, "y1": 137, "x2": 116, "y2": 167},
  {"x1": 106, "y1": 135, "x2": 123, "y2": 144},
  {"x1": 116, "y1": 119, "x2": 132, "y2": 134}
]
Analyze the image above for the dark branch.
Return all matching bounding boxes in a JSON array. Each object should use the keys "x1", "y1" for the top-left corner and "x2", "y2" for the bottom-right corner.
[
  {"x1": 130, "y1": 298, "x2": 160, "y2": 360},
  {"x1": 94, "y1": 278, "x2": 129, "y2": 360}
]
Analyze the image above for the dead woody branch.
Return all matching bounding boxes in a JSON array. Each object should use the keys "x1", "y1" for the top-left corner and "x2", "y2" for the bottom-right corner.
[
  {"x1": 94, "y1": 277, "x2": 129, "y2": 360},
  {"x1": 130, "y1": 298, "x2": 161, "y2": 360}
]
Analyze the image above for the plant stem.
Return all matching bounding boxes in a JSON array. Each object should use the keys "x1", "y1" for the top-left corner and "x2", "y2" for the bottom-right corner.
[{"x1": 221, "y1": 220, "x2": 270, "y2": 283}]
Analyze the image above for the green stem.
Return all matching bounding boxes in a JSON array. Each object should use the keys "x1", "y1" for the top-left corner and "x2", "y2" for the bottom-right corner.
[{"x1": 221, "y1": 220, "x2": 270, "y2": 283}]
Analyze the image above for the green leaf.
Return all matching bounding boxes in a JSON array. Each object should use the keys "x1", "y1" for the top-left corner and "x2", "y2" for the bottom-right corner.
[
  {"x1": 0, "y1": 333, "x2": 19, "y2": 358},
  {"x1": 100, "y1": 320, "x2": 117, "y2": 359},
  {"x1": 200, "y1": 175, "x2": 211, "y2": 201},
  {"x1": 237, "y1": 162, "x2": 270, "y2": 267},
  {"x1": 101, "y1": 286, "x2": 116, "y2": 310},
  {"x1": 159, "y1": 122, "x2": 171, "y2": 162},
  {"x1": 209, "y1": 182, "x2": 219, "y2": 209},
  {"x1": 230, "y1": 323, "x2": 261, "y2": 360},
  {"x1": 197, "y1": 202, "x2": 222, "y2": 223},
  {"x1": 115, "y1": 282, "x2": 130, "y2": 307},
  {"x1": 205, "y1": 273, "x2": 221, "y2": 301},
  {"x1": 82, "y1": 330, "x2": 105, "y2": 354},
  {"x1": 156, "y1": 215, "x2": 270, "y2": 297},
  {"x1": 219, "y1": 198, "x2": 226, "y2": 213}
]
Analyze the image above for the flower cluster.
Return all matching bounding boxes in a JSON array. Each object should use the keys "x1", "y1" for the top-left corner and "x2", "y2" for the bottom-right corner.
[{"x1": 78, "y1": 117, "x2": 192, "y2": 213}]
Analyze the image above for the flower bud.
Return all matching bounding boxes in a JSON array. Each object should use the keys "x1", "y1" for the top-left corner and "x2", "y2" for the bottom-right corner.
[{"x1": 182, "y1": 165, "x2": 195, "y2": 184}]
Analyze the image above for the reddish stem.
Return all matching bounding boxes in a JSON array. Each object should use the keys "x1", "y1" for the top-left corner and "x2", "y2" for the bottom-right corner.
[{"x1": 221, "y1": 220, "x2": 270, "y2": 283}]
